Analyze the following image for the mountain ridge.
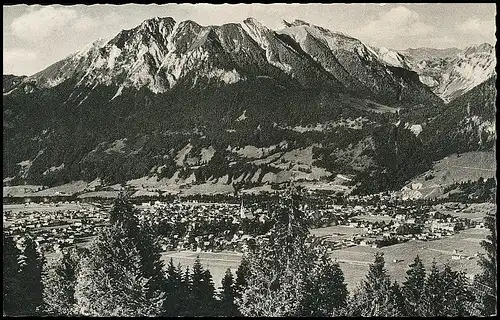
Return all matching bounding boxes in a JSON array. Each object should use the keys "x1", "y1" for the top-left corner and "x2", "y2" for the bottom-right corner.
[
  {"x1": 401, "y1": 43, "x2": 495, "y2": 103},
  {"x1": 3, "y1": 16, "x2": 495, "y2": 195},
  {"x1": 6, "y1": 16, "x2": 441, "y2": 107}
]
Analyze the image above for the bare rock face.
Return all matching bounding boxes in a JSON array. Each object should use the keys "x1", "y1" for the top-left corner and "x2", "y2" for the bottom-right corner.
[{"x1": 401, "y1": 44, "x2": 495, "y2": 103}]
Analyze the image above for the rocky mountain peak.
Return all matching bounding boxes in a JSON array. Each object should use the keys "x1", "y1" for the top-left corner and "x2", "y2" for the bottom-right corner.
[
  {"x1": 6, "y1": 16, "x2": 442, "y2": 106},
  {"x1": 281, "y1": 19, "x2": 311, "y2": 28},
  {"x1": 463, "y1": 42, "x2": 494, "y2": 55}
]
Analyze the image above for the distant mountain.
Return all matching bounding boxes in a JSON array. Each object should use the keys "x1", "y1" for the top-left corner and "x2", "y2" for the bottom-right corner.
[
  {"x1": 5, "y1": 16, "x2": 481, "y2": 195},
  {"x1": 402, "y1": 43, "x2": 496, "y2": 103},
  {"x1": 401, "y1": 47, "x2": 461, "y2": 61}
]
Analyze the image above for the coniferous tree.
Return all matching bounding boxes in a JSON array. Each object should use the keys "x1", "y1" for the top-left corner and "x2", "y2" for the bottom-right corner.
[
  {"x1": 236, "y1": 191, "x2": 347, "y2": 317},
  {"x1": 74, "y1": 224, "x2": 164, "y2": 316},
  {"x1": 236, "y1": 194, "x2": 312, "y2": 316},
  {"x1": 219, "y1": 268, "x2": 240, "y2": 316},
  {"x1": 300, "y1": 254, "x2": 348, "y2": 316},
  {"x1": 42, "y1": 248, "x2": 80, "y2": 316},
  {"x1": 440, "y1": 264, "x2": 476, "y2": 317},
  {"x1": 73, "y1": 197, "x2": 166, "y2": 316},
  {"x1": 347, "y1": 252, "x2": 403, "y2": 317},
  {"x1": 17, "y1": 236, "x2": 45, "y2": 316},
  {"x1": 422, "y1": 260, "x2": 444, "y2": 316},
  {"x1": 475, "y1": 211, "x2": 497, "y2": 316},
  {"x1": 3, "y1": 234, "x2": 22, "y2": 316},
  {"x1": 402, "y1": 255, "x2": 426, "y2": 316},
  {"x1": 109, "y1": 193, "x2": 139, "y2": 235},
  {"x1": 135, "y1": 220, "x2": 167, "y2": 295},
  {"x1": 235, "y1": 255, "x2": 250, "y2": 297},
  {"x1": 422, "y1": 260, "x2": 477, "y2": 317},
  {"x1": 113, "y1": 196, "x2": 166, "y2": 298},
  {"x1": 162, "y1": 259, "x2": 183, "y2": 316},
  {"x1": 190, "y1": 256, "x2": 216, "y2": 316},
  {"x1": 389, "y1": 280, "x2": 405, "y2": 315},
  {"x1": 202, "y1": 269, "x2": 216, "y2": 301},
  {"x1": 180, "y1": 266, "x2": 192, "y2": 316}
]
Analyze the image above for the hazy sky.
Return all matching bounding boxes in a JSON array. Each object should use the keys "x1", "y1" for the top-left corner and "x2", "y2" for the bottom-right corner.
[{"x1": 3, "y1": 3, "x2": 497, "y2": 76}]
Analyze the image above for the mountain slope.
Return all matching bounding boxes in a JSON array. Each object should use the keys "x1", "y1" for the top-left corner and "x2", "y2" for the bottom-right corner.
[
  {"x1": 277, "y1": 19, "x2": 441, "y2": 105},
  {"x1": 3, "y1": 74, "x2": 27, "y2": 93},
  {"x1": 6, "y1": 17, "x2": 443, "y2": 108},
  {"x1": 421, "y1": 75, "x2": 496, "y2": 159},
  {"x1": 402, "y1": 43, "x2": 495, "y2": 102},
  {"x1": 435, "y1": 43, "x2": 496, "y2": 102},
  {"x1": 3, "y1": 17, "x2": 449, "y2": 194},
  {"x1": 401, "y1": 47, "x2": 461, "y2": 61}
]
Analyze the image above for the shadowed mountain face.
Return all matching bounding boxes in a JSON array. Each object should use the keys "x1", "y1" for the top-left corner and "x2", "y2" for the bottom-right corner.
[
  {"x1": 421, "y1": 75, "x2": 496, "y2": 159},
  {"x1": 2, "y1": 17, "x2": 494, "y2": 194}
]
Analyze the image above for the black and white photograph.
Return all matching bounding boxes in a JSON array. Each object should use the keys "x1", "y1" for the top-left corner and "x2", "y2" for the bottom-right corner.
[{"x1": 3, "y1": 3, "x2": 497, "y2": 317}]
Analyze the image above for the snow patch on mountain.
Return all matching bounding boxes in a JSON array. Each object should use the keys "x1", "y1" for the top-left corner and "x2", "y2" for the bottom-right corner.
[
  {"x1": 405, "y1": 123, "x2": 423, "y2": 136},
  {"x1": 77, "y1": 94, "x2": 89, "y2": 106},
  {"x1": 105, "y1": 139, "x2": 127, "y2": 154},
  {"x1": 235, "y1": 145, "x2": 279, "y2": 159},
  {"x1": 46, "y1": 76, "x2": 67, "y2": 87},
  {"x1": 437, "y1": 45, "x2": 496, "y2": 102},
  {"x1": 175, "y1": 143, "x2": 193, "y2": 166},
  {"x1": 200, "y1": 146, "x2": 216, "y2": 163},
  {"x1": 75, "y1": 37, "x2": 107, "y2": 59},
  {"x1": 241, "y1": 18, "x2": 270, "y2": 50},
  {"x1": 161, "y1": 47, "x2": 210, "y2": 89},
  {"x1": 243, "y1": 18, "x2": 293, "y2": 74},
  {"x1": 17, "y1": 160, "x2": 32, "y2": 168},
  {"x1": 403, "y1": 43, "x2": 495, "y2": 102}
]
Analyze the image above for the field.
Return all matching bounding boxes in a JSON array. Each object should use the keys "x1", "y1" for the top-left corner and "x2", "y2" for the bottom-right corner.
[
  {"x1": 31, "y1": 181, "x2": 90, "y2": 197},
  {"x1": 3, "y1": 202, "x2": 90, "y2": 214},
  {"x1": 330, "y1": 227, "x2": 488, "y2": 291},
  {"x1": 3, "y1": 185, "x2": 44, "y2": 197},
  {"x1": 4, "y1": 201, "x2": 492, "y2": 293},
  {"x1": 436, "y1": 202, "x2": 496, "y2": 221},
  {"x1": 354, "y1": 214, "x2": 394, "y2": 223},
  {"x1": 165, "y1": 226, "x2": 490, "y2": 293},
  {"x1": 77, "y1": 191, "x2": 121, "y2": 199},
  {"x1": 404, "y1": 151, "x2": 496, "y2": 199},
  {"x1": 41, "y1": 226, "x2": 489, "y2": 293},
  {"x1": 310, "y1": 225, "x2": 366, "y2": 239}
]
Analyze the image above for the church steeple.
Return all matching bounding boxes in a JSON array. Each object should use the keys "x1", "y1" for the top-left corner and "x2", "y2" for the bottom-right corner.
[
  {"x1": 239, "y1": 197, "x2": 253, "y2": 219},
  {"x1": 239, "y1": 198, "x2": 246, "y2": 219}
]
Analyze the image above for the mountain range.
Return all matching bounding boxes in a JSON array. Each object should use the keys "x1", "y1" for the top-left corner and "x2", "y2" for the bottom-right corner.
[
  {"x1": 402, "y1": 43, "x2": 496, "y2": 103},
  {"x1": 3, "y1": 17, "x2": 496, "y2": 196}
]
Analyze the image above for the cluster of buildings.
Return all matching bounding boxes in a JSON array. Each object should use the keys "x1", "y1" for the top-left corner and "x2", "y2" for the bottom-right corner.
[
  {"x1": 2, "y1": 195, "x2": 481, "y2": 256},
  {"x1": 305, "y1": 201, "x2": 478, "y2": 251},
  {"x1": 3, "y1": 203, "x2": 108, "y2": 253},
  {"x1": 137, "y1": 200, "x2": 271, "y2": 252}
]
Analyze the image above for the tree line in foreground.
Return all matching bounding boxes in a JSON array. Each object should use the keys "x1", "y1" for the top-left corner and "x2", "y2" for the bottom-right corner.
[{"x1": 3, "y1": 194, "x2": 497, "y2": 317}]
